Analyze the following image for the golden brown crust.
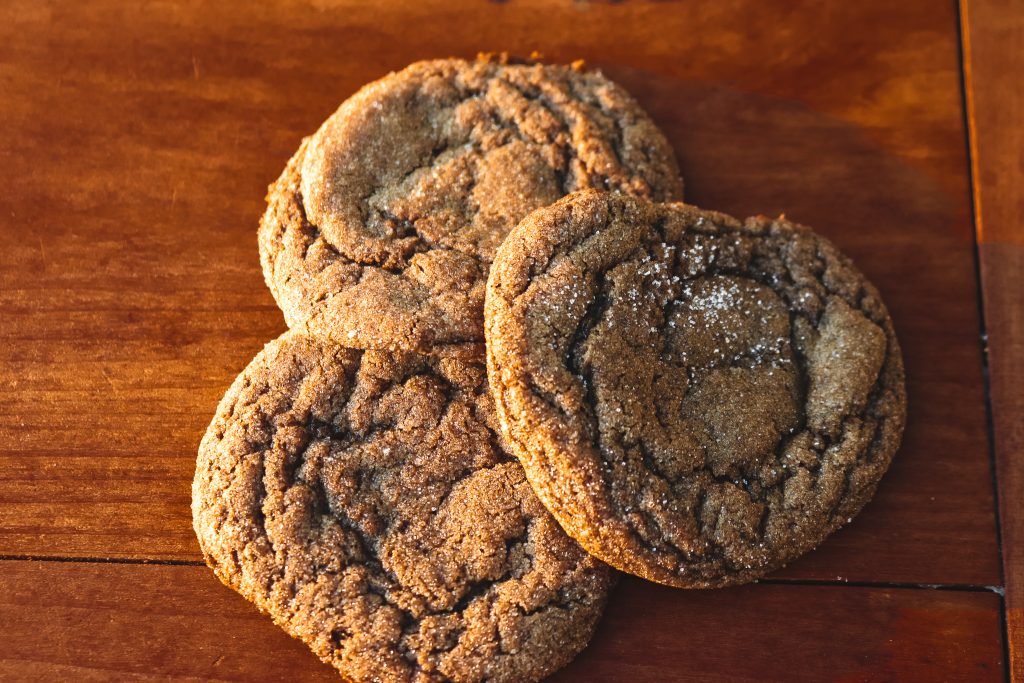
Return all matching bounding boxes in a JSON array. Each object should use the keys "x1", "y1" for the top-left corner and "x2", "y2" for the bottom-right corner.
[
  {"x1": 485, "y1": 190, "x2": 906, "y2": 588},
  {"x1": 192, "y1": 332, "x2": 612, "y2": 682},
  {"x1": 258, "y1": 57, "x2": 683, "y2": 353}
]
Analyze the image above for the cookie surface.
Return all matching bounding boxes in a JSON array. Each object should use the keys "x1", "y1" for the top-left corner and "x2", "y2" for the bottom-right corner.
[
  {"x1": 258, "y1": 56, "x2": 684, "y2": 353},
  {"x1": 485, "y1": 190, "x2": 906, "y2": 588},
  {"x1": 192, "y1": 332, "x2": 612, "y2": 682}
]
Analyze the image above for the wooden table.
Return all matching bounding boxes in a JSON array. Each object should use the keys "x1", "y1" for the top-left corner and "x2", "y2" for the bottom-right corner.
[{"x1": 1, "y1": 1, "x2": 1020, "y2": 680}]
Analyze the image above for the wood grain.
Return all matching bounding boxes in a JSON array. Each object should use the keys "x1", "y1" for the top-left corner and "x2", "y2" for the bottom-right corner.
[
  {"x1": 0, "y1": 0, "x2": 999, "y2": 586},
  {"x1": 0, "y1": 561, "x2": 1005, "y2": 682},
  {"x1": 962, "y1": 0, "x2": 1024, "y2": 677},
  {"x1": 0, "y1": 0, "x2": 1011, "y2": 678}
]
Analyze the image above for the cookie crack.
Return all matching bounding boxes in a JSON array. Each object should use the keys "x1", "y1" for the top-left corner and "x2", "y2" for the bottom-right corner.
[{"x1": 502, "y1": 204, "x2": 903, "y2": 584}]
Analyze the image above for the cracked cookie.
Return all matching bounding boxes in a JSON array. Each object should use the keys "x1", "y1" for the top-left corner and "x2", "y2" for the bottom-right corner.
[
  {"x1": 192, "y1": 332, "x2": 613, "y2": 682},
  {"x1": 258, "y1": 56, "x2": 684, "y2": 353},
  {"x1": 485, "y1": 190, "x2": 906, "y2": 588}
]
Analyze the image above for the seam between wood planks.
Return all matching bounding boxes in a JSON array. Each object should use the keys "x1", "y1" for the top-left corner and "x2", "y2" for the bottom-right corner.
[
  {"x1": 956, "y1": 0, "x2": 1011, "y2": 679},
  {"x1": 0, "y1": 554, "x2": 1007, "y2": 596},
  {"x1": 0, "y1": 555, "x2": 204, "y2": 567}
]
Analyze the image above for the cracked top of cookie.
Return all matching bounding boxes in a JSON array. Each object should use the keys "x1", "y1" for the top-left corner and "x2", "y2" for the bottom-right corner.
[
  {"x1": 192, "y1": 333, "x2": 612, "y2": 683},
  {"x1": 258, "y1": 56, "x2": 683, "y2": 353},
  {"x1": 485, "y1": 190, "x2": 906, "y2": 588}
]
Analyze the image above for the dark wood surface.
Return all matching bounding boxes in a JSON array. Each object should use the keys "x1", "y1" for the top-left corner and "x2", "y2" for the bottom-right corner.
[
  {"x1": 963, "y1": 0, "x2": 1024, "y2": 677},
  {"x1": 0, "y1": 561, "x2": 1005, "y2": 682},
  {"x1": 0, "y1": 0, "x2": 1015, "y2": 680}
]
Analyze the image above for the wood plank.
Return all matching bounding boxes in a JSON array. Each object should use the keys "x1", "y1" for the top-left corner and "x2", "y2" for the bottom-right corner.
[
  {"x1": 0, "y1": 561, "x2": 1005, "y2": 681},
  {"x1": 0, "y1": 0, "x2": 999, "y2": 585},
  {"x1": 962, "y1": 0, "x2": 1024, "y2": 676}
]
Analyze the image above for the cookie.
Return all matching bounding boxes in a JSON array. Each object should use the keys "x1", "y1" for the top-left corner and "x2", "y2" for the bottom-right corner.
[
  {"x1": 485, "y1": 190, "x2": 906, "y2": 588},
  {"x1": 258, "y1": 56, "x2": 684, "y2": 353},
  {"x1": 191, "y1": 332, "x2": 612, "y2": 683}
]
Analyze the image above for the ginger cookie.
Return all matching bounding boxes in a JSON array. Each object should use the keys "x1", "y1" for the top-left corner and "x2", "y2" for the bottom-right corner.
[
  {"x1": 258, "y1": 56, "x2": 683, "y2": 353},
  {"x1": 485, "y1": 190, "x2": 906, "y2": 588},
  {"x1": 192, "y1": 332, "x2": 612, "y2": 682}
]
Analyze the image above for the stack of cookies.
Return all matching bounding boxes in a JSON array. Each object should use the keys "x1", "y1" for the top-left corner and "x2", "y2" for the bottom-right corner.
[{"x1": 192, "y1": 55, "x2": 906, "y2": 683}]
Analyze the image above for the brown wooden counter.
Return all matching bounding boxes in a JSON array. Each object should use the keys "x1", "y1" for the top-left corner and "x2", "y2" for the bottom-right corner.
[{"x1": 0, "y1": 0, "x2": 1019, "y2": 679}]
